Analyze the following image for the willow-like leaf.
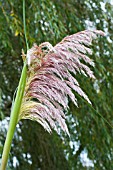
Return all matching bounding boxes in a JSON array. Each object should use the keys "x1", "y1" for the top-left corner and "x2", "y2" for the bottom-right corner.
[{"x1": 19, "y1": 30, "x2": 104, "y2": 135}]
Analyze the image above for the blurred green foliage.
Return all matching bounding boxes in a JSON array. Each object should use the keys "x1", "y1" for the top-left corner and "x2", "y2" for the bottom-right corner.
[{"x1": 0, "y1": 0, "x2": 113, "y2": 169}]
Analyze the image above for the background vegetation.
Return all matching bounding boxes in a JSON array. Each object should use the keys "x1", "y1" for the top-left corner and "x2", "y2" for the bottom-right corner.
[{"x1": 0, "y1": 0, "x2": 113, "y2": 169}]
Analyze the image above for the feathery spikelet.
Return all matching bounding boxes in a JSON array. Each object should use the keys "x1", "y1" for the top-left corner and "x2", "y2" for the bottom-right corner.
[{"x1": 19, "y1": 30, "x2": 104, "y2": 135}]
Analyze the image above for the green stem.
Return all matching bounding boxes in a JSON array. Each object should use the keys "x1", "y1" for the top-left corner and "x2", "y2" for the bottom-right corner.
[
  {"x1": 1, "y1": 63, "x2": 27, "y2": 170},
  {"x1": 23, "y1": 0, "x2": 29, "y2": 51},
  {"x1": 1, "y1": 0, "x2": 28, "y2": 169}
]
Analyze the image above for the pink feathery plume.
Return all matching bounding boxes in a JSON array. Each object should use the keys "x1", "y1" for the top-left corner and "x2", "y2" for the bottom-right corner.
[{"x1": 19, "y1": 30, "x2": 104, "y2": 135}]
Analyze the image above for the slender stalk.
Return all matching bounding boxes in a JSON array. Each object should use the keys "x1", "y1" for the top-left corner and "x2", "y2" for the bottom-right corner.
[
  {"x1": 23, "y1": 0, "x2": 29, "y2": 50},
  {"x1": 1, "y1": 63, "x2": 27, "y2": 170},
  {"x1": 1, "y1": 0, "x2": 28, "y2": 169}
]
